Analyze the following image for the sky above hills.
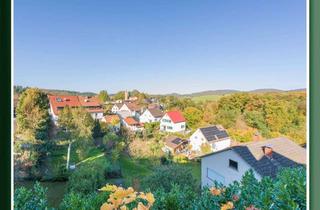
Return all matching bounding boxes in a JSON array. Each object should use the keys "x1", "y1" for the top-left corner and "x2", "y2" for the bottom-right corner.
[{"x1": 15, "y1": 0, "x2": 306, "y2": 94}]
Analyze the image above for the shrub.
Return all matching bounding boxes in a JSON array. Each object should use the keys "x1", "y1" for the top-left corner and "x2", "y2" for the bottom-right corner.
[
  {"x1": 142, "y1": 164, "x2": 198, "y2": 192},
  {"x1": 59, "y1": 191, "x2": 109, "y2": 210},
  {"x1": 67, "y1": 158, "x2": 110, "y2": 194},
  {"x1": 172, "y1": 154, "x2": 188, "y2": 163},
  {"x1": 99, "y1": 184, "x2": 155, "y2": 210},
  {"x1": 152, "y1": 184, "x2": 196, "y2": 210},
  {"x1": 14, "y1": 182, "x2": 48, "y2": 210}
]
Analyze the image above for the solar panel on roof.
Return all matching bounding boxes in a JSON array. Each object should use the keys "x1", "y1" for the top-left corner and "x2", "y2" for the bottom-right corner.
[
  {"x1": 172, "y1": 138, "x2": 182, "y2": 145},
  {"x1": 200, "y1": 126, "x2": 229, "y2": 141}
]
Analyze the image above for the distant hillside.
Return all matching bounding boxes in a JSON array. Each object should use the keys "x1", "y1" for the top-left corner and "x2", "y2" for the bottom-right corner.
[
  {"x1": 159, "y1": 88, "x2": 305, "y2": 97},
  {"x1": 41, "y1": 89, "x2": 97, "y2": 96},
  {"x1": 185, "y1": 89, "x2": 240, "y2": 97}
]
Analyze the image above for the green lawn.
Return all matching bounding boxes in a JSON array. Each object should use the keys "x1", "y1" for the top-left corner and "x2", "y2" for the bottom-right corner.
[
  {"x1": 191, "y1": 95, "x2": 222, "y2": 102},
  {"x1": 185, "y1": 161, "x2": 201, "y2": 183},
  {"x1": 118, "y1": 154, "x2": 201, "y2": 188},
  {"x1": 119, "y1": 155, "x2": 154, "y2": 187}
]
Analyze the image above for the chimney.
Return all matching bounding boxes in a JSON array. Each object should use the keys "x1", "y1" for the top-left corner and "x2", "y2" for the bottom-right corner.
[
  {"x1": 262, "y1": 145, "x2": 273, "y2": 158},
  {"x1": 125, "y1": 90, "x2": 129, "y2": 101}
]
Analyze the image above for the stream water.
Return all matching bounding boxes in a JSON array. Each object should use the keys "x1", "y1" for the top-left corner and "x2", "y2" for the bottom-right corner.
[{"x1": 14, "y1": 181, "x2": 68, "y2": 208}]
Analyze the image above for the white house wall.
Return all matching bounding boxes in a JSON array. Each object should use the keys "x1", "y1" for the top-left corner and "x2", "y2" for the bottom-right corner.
[
  {"x1": 201, "y1": 150, "x2": 261, "y2": 188},
  {"x1": 190, "y1": 129, "x2": 206, "y2": 151},
  {"x1": 140, "y1": 109, "x2": 157, "y2": 123},
  {"x1": 212, "y1": 138, "x2": 231, "y2": 152},
  {"x1": 190, "y1": 129, "x2": 231, "y2": 152},
  {"x1": 90, "y1": 112, "x2": 104, "y2": 120},
  {"x1": 160, "y1": 114, "x2": 185, "y2": 132}
]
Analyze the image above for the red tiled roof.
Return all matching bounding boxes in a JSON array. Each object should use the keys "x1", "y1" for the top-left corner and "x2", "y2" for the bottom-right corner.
[
  {"x1": 124, "y1": 117, "x2": 139, "y2": 125},
  {"x1": 104, "y1": 115, "x2": 120, "y2": 123},
  {"x1": 48, "y1": 95, "x2": 103, "y2": 116},
  {"x1": 86, "y1": 108, "x2": 104, "y2": 113},
  {"x1": 48, "y1": 95, "x2": 81, "y2": 115},
  {"x1": 78, "y1": 96, "x2": 101, "y2": 107},
  {"x1": 166, "y1": 111, "x2": 185, "y2": 123}
]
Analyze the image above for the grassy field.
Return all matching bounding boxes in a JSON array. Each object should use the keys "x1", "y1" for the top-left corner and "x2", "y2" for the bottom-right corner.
[
  {"x1": 190, "y1": 94, "x2": 223, "y2": 102},
  {"x1": 118, "y1": 154, "x2": 201, "y2": 189}
]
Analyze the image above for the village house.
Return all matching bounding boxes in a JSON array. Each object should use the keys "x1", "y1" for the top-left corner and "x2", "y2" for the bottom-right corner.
[
  {"x1": 139, "y1": 107, "x2": 164, "y2": 123},
  {"x1": 189, "y1": 125, "x2": 231, "y2": 153},
  {"x1": 101, "y1": 115, "x2": 121, "y2": 132},
  {"x1": 78, "y1": 96, "x2": 104, "y2": 120},
  {"x1": 111, "y1": 103, "x2": 123, "y2": 113},
  {"x1": 118, "y1": 102, "x2": 143, "y2": 118},
  {"x1": 160, "y1": 111, "x2": 186, "y2": 133},
  {"x1": 200, "y1": 137, "x2": 306, "y2": 187},
  {"x1": 122, "y1": 117, "x2": 144, "y2": 132},
  {"x1": 48, "y1": 95, "x2": 104, "y2": 124},
  {"x1": 163, "y1": 136, "x2": 188, "y2": 154}
]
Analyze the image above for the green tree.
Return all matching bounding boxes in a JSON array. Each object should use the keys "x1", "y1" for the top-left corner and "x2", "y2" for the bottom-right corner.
[
  {"x1": 98, "y1": 90, "x2": 109, "y2": 103},
  {"x1": 16, "y1": 88, "x2": 50, "y2": 140},
  {"x1": 183, "y1": 107, "x2": 203, "y2": 128},
  {"x1": 200, "y1": 143, "x2": 212, "y2": 154},
  {"x1": 142, "y1": 165, "x2": 198, "y2": 192},
  {"x1": 14, "y1": 182, "x2": 48, "y2": 210},
  {"x1": 67, "y1": 159, "x2": 110, "y2": 194},
  {"x1": 113, "y1": 91, "x2": 125, "y2": 100}
]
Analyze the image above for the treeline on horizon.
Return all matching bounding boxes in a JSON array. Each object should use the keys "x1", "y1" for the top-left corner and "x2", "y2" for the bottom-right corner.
[
  {"x1": 160, "y1": 91, "x2": 306, "y2": 144},
  {"x1": 14, "y1": 85, "x2": 306, "y2": 144}
]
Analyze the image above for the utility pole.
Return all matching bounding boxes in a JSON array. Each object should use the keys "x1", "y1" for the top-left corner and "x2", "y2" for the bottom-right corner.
[{"x1": 66, "y1": 141, "x2": 72, "y2": 170}]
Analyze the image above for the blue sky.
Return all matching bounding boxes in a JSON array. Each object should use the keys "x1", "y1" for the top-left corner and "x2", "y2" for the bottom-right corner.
[{"x1": 15, "y1": 0, "x2": 306, "y2": 94}]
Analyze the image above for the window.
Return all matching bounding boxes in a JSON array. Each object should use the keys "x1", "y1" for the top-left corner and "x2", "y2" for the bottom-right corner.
[
  {"x1": 167, "y1": 126, "x2": 173, "y2": 130},
  {"x1": 162, "y1": 119, "x2": 171, "y2": 123},
  {"x1": 181, "y1": 125, "x2": 185, "y2": 128},
  {"x1": 229, "y1": 159, "x2": 238, "y2": 170}
]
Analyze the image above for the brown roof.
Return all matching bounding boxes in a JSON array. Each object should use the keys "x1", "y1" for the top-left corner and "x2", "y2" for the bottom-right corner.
[
  {"x1": 202, "y1": 137, "x2": 306, "y2": 178},
  {"x1": 78, "y1": 96, "x2": 101, "y2": 107},
  {"x1": 104, "y1": 115, "x2": 120, "y2": 123},
  {"x1": 124, "y1": 117, "x2": 140, "y2": 125},
  {"x1": 148, "y1": 107, "x2": 164, "y2": 118},
  {"x1": 165, "y1": 136, "x2": 185, "y2": 149},
  {"x1": 125, "y1": 102, "x2": 141, "y2": 112},
  {"x1": 114, "y1": 103, "x2": 123, "y2": 109}
]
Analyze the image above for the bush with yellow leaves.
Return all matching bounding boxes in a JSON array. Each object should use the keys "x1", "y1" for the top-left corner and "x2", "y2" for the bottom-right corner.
[{"x1": 99, "y1": 184, "x2": 155, "y2": 210}]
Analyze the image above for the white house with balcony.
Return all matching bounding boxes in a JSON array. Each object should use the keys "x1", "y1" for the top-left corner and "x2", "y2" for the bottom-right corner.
[{"x1": 160, "y1": 111, "x2": 186, "y2": 133}]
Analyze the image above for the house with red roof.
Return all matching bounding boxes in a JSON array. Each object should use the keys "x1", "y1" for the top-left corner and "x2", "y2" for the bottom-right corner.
[
  {"x1": 160, "y1": 111, "x2": 186, "y2": 133},
  {"x1": 48, "y1": 95, "x2": 104, "y2": 124},
  {"x1": 123, "y1": 117, "x2": 144, "y2": 131},
  {"x1": 101, "y1": 115, "x2": 121, "y2": 132}
]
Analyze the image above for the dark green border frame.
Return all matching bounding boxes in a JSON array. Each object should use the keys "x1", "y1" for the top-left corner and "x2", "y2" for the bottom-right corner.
[
  {"x1": 0, "y1": 0, "x2": 318, "y2": 209},
  {"x1": 0, "y1": 0, "x2": 11, "y2": 209},
  {"x1": 310, "y1": 0, "x2": 320, "y2": 209}
]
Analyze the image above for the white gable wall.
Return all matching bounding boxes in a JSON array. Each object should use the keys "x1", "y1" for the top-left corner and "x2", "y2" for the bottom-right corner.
[
  {"x1": 111, "y1": 104, "x2": 120, "y2": 113},
  {"x1": 90, "y1": 112, "x2": 104, "y2": 120},
  {"x1": 139, "y1": 109, "x2": 156, "y2": 123},
  {"x1": 160, "y1": 114, "x2": 186, "y2": 132},
  {"x1": 190, "y1": 129, "x2": 206, "y2": 151},
  {"x1": 201, "y1": 150, "x2": 262, "y2": 187},
  {"x1": 213, "y1": 138, "x2": 231, "y2": 151},
  {"x1": 190, "y1": 129, "x2": 231, "y2": 152}
]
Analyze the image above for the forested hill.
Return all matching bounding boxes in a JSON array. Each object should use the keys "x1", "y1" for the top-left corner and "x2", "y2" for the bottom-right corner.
[
  {"x1": 154, "y1": 88, "x2": 306, "y2": 97},
  {"x1": 14, "y1": 86, "x2": 97, "y2": 96}
]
